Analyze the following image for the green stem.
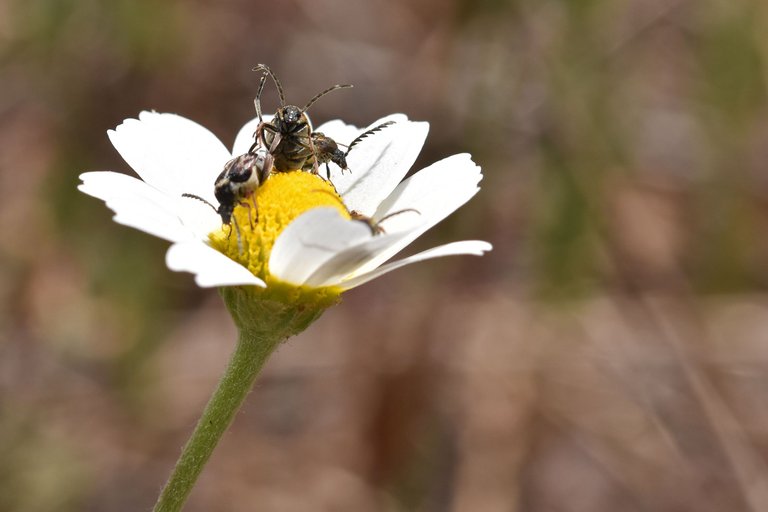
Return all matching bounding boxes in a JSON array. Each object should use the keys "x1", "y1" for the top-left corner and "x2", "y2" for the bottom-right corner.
[
  {"x1": 150, "y1": 285, "x2": 334, "y2": 511},
  {"x1": 152, "y1": 326, "x2": 282, "y2": 512}
]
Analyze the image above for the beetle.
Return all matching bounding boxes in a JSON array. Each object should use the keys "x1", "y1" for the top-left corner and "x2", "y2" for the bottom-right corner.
[
  {"x1": 251, "y1": 64, "x2": 352, "y2": 174},
  {"x1": 182, "y1": 151, "x2": 273, "y2": 253},
  {"x1": 349, "y1": 208, "x2": 421, "y2": 235},
  {"x1": 311, "y1": 120, "x2": 397, "y2": 179},
  {"x1": 311, "y1": 189, "x2": 421, "y2": 236}
]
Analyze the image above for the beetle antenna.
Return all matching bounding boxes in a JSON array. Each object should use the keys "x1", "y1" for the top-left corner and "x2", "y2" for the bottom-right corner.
[
  {"x1": 182, "y1": 193, "x2": 218, "y2": 213},
  {"x1": 253, "y1": 64, "x2": 285, "y2": 106},
  {"x1": 345, "y1": 120, "x2": 396, "y2": 156},
  {"x1": 378, "y1": 208, "x2": 420, "y2": 223},
  {"x1": 311, "y1": 188, "x2": 347, "y2": 208},
  {"x1": 254, "y1": 73, "x2": 267, "y2": 123},
  {"x1": 303, "y1": 84, "x2": 353, "y2": 112}
]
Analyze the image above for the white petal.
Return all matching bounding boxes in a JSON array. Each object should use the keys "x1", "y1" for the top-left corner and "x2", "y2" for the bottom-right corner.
[
  {"x1": 338, "y1": 241, "x2": 493, "y2": 290},
  {"x1": 232, "y1": 115, "x2": 274, "y2": 156},
  {"x1": 303, "y1": 228, "x2": 413, "y2": 287},
  {"x1": 330, "y1": 114, "x2": 429, "y2": 215},
  {"x1": 269, "y1": 208, "x2": 373, "y2": 285},
  {"x1": 78, "y1": 171, "x2": 198, "y2": 242},
  {"x1": 271, "y1": 155, "x2": 485, "y2": 288},
  {"x1": 108, "y1": 111, "x2": 231, "y2": 204},
  {"x1": 353, "y1": 154, "x2": 483, "y2": 275},
  {"x1": 166, "y1": 241, "x2": 265, "y2": 288}
]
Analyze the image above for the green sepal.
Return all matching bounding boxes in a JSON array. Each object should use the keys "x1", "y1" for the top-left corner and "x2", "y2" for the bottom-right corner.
[{"x1": 220, "y1": 283, "x2": 340, "y2": 339}]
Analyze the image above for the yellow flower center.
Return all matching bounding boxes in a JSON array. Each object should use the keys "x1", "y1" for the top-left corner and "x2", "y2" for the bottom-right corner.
[{"x1": 209, "y1": 171, "x2": 349, "y2": 306}]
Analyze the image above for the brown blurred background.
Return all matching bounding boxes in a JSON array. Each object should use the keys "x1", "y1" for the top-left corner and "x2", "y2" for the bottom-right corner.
[{"x1": 4, "y1": 0, "x2": 768, "y2": 510}]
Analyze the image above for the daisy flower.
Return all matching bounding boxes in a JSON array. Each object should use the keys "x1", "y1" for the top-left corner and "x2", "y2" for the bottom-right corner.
[
  {"x1": 78, "y1": 111, "x2": 491, "y2": 308},
  {"x1": 79, "y1": 109, "x2": 490, "y2": 512}
]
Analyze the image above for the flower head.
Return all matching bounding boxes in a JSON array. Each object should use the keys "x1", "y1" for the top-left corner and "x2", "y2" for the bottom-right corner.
[{"x1": 79, "y1": 111, "x2": 491, "y2": 313}]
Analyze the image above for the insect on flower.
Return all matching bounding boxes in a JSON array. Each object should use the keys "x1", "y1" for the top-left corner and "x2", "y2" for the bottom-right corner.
[
  {"x1": 183, "y1": 151, "x2": 273, "y2": 253},
  {"x1": 349, "y1": 209, "x2": 421, "y2": 235},
  {"x1": 79, "y1": 110, "x2": 491, "y2": 291},
  {"x1": 311, "y1": 120, "x2": 397, "y2": 179},
  {"x1": 251, "y1": 63, "x2": 353, "y2": 174},
  {"x1": 312, "y1": 187, "x2": 421, "y2": 235}
]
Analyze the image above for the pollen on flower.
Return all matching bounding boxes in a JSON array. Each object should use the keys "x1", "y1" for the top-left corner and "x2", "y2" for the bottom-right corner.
[{"x1": 209, "y1": 171, "x2": 349, "y2": 304}]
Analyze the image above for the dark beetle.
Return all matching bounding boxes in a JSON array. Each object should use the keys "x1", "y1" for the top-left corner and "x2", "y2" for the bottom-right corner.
[
  {"x1": 310, "y1": 132, "x2": 347, "y2": 176},
  {"x1": 311, "y1": 120, "x2": 398, "y2": 179},
  {"x1": 251, "y1": 64, "x2": 352, "y2": 174}
]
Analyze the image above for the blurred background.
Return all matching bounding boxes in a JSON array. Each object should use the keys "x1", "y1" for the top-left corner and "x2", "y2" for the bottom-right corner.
[{"x1": 3, "y1": 0, "x2": 768, "y2": 510}]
